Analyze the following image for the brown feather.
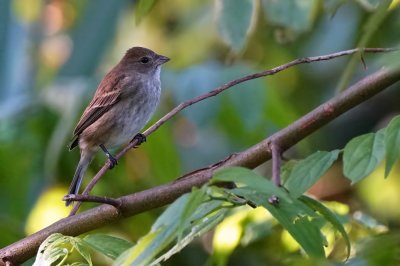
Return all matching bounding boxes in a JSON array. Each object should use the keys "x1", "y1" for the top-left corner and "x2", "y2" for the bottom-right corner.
[{"x1": 69, "y1": 73, "x2": 126, "y2": 150}]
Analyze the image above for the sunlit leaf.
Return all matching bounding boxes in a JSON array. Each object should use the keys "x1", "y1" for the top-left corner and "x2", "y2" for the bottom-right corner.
[
  {"x1": 34, "y1": 233, "x2": 89, "y2": 266},
  {"x1": 343, "y1": 130, "x2": 385, "y2": 183},
  {"x1": 385, "y1": 115, "x2": 400, "y2": 176},
  {"x1": 34, "y1": 234, "x2": 68, "y2": 266},
  {"x1": 389, "y1": 0, "x2": 400, "y2": 9},
  {"x1": 216, "y1": 0, "x2": 254, "y2": 51},
  {"x1": 284, "y1": 150, "x2": 340, "y2": 198},
  {"x1": 83, "y1": 234, "x2": 132, "y2": 260},
  {"x1": 300, "y1": 196, "x2": 350, "y2": 259},
  {"x1": 25, "y1": 186, "x2": 70, "y2": 235}
]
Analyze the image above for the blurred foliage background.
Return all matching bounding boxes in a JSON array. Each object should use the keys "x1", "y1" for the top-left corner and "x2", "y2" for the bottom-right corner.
[{"x1": 1, "y1": 0, "x2": 400, "y2": 265}]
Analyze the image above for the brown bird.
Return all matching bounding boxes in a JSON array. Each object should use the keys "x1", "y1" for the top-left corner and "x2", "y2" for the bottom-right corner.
[{"x1": 66, "y1": 47, "x2": 169, "y2": 205}]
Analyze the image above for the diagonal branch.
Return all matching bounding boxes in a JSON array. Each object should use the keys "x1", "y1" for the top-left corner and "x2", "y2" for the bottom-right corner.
[
  {"x1": 2, "y1": 64, "x2": 400, "y2": 266},
  {"x1": 69, "y1": 47, "x2": 398, "y2": 214}
]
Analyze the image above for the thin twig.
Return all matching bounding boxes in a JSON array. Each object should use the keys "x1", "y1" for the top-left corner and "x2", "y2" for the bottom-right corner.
[
  {"x1": 69, "y1": 47, "x2": 398, "y2": 215},
  {"x1": 64, "y1": 194, "x2": 122, "y2": 208},
  {"x1": 270, "y1": 142, "x2": 281, "y2": 186}
]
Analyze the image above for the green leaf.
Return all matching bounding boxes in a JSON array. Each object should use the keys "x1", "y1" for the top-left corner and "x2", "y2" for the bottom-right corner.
[
  {"x1": 152, "y1": 209, "x2": 227, "y2": 265},
  {"x1": 115, "y1": 190, "x2": 222, "y2": 266},
  {"x1": 115, "y1": 228, "x2": 164, "y2": 266},
  {"x1": 280, "y1": 160, "x2": 297, "y2": 184},
  {"x1": 151, "y1": 190, "x2": 203, "y2": 230},
  {"x1": 135, "y1": 0, "x2": 158, "y2": 24},
  {"x1": 343, "y1": 130, "x2": 385, "y2": 183},
  {"x1": 71, "y1": 238, "x2": 93, "y2": 266},
  {"x1": 385, "y1": 115, "x2": 400, "y2": 176},
  {"x1": 284, "y1": 150, "x2": 340, "y2": 198},
  {"x1": 231, "y1": 187, "x2": 325, "y2": 257},
  {"x1": 212, "y1": 167, "x2": 292, "y2": 202},
  {"x1": 189, "y1": 193, "x2": 226, "y2": 221},
  {"x1": 130, "y1": 195, "x2": 194, "y2": 265},
  {"x1": 34, "y1": 233, "x2": 93, "y2": 266},
  {"x1": 262, "y1": 0, "x2": 318, "y2": 32},
  {"x1": 216, "y1": 0, "x2": 254, "y2": 51},
  {"x1": 34, "y1": 233, "x2": 70, "y2": 266},
  {"x1": 70, "y1": 262, "x2": 90, "y2": 266},
  {"x1": 83, "y1": 234, "x2": 132, "y2": 260},
  {"x1": 300, "y1": 196, "x2": 351, "y2": 259},
  {"x1": 178, "y1": 188, "x2": 207, "y2": 239}
]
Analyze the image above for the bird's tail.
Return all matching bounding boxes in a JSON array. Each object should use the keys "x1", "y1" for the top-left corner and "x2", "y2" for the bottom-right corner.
[{"x1": 66, "y1": 152, "x2": 92, "y2": 206}]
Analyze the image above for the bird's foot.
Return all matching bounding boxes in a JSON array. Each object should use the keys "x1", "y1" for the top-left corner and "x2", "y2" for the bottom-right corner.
[
  {"x1": 64, "y1": 194, "x2": 76, "y2": 206},
  {"x1": 108, "y1": 154, "x2": 118, "y2": 169},
  {"x1": 131, "y1": 133, "x2": 147, "y2": 146},
  {"x1": 100, "y1": 144, "x2": 118, "y2": 169}
]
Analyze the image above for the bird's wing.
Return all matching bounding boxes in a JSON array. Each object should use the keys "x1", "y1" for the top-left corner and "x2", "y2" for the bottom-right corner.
[{"x1": 69, "y1": 73, "x2": 126, "y2": 150}]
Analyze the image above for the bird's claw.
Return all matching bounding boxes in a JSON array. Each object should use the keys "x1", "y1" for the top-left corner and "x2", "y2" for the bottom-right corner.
[
  {"x1": 108, "y1": 155, "x2": 118, "y2": 169},
  {"x1": 131, "y1": 133, "x2": 147, "y2": 146}
]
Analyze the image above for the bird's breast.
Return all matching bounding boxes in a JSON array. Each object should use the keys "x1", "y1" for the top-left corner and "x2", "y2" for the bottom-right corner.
[{"x1": 105, "y1": 80, "x2": 161, "y2": 148}]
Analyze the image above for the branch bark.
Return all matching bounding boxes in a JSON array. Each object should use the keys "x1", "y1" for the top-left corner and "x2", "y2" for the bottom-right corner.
[
  {"x1": 1, "y1": 63, "x2": 400, "y2": 266},
  {"x1": 69, "y1": 47, "x2": 398, "y2": 214}
]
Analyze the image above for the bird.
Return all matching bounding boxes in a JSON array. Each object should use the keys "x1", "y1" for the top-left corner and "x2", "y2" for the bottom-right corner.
[{"x1": 66, "y1": 47, "x2": 170, "y2": 206}]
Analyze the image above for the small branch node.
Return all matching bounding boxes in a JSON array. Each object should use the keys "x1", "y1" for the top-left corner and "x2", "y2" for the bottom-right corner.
[{"x1": 64, "y1": 194, "x2": 122, "y2": 210}]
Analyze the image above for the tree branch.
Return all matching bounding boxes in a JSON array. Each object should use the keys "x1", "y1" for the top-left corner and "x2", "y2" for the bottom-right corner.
[
  {"x1": 69, "y1": 47, "x2": 398, "y2": 214},
  {"x1": 1, "y1": 53, "x2": 400, "y2": 266}
]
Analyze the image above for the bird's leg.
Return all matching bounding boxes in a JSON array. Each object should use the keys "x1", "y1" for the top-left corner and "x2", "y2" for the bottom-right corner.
[
  {"x1": 100, "y1": 144, "x2": 118, "y2": 169},
  {"x1": 268, "y1": 141, "x2": 282, "y2": 205},
  {"x1": 130, "y1": 133, "x2": 147, "y2": 147}
]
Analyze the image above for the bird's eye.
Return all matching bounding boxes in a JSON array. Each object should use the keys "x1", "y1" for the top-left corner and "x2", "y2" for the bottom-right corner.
[{"x1": 140, "y1": 57, "x2": 150, "y2": 64}]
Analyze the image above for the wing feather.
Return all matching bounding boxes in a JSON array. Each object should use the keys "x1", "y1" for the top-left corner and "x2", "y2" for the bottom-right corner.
[{"x1": 69, "y1": 73, "x2": 126, "y2": 150}]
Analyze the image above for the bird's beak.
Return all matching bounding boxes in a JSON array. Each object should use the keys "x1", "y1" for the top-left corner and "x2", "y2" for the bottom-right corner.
[{"x1": 156, "y1": 55, "x2": 170, "y2": 65}]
